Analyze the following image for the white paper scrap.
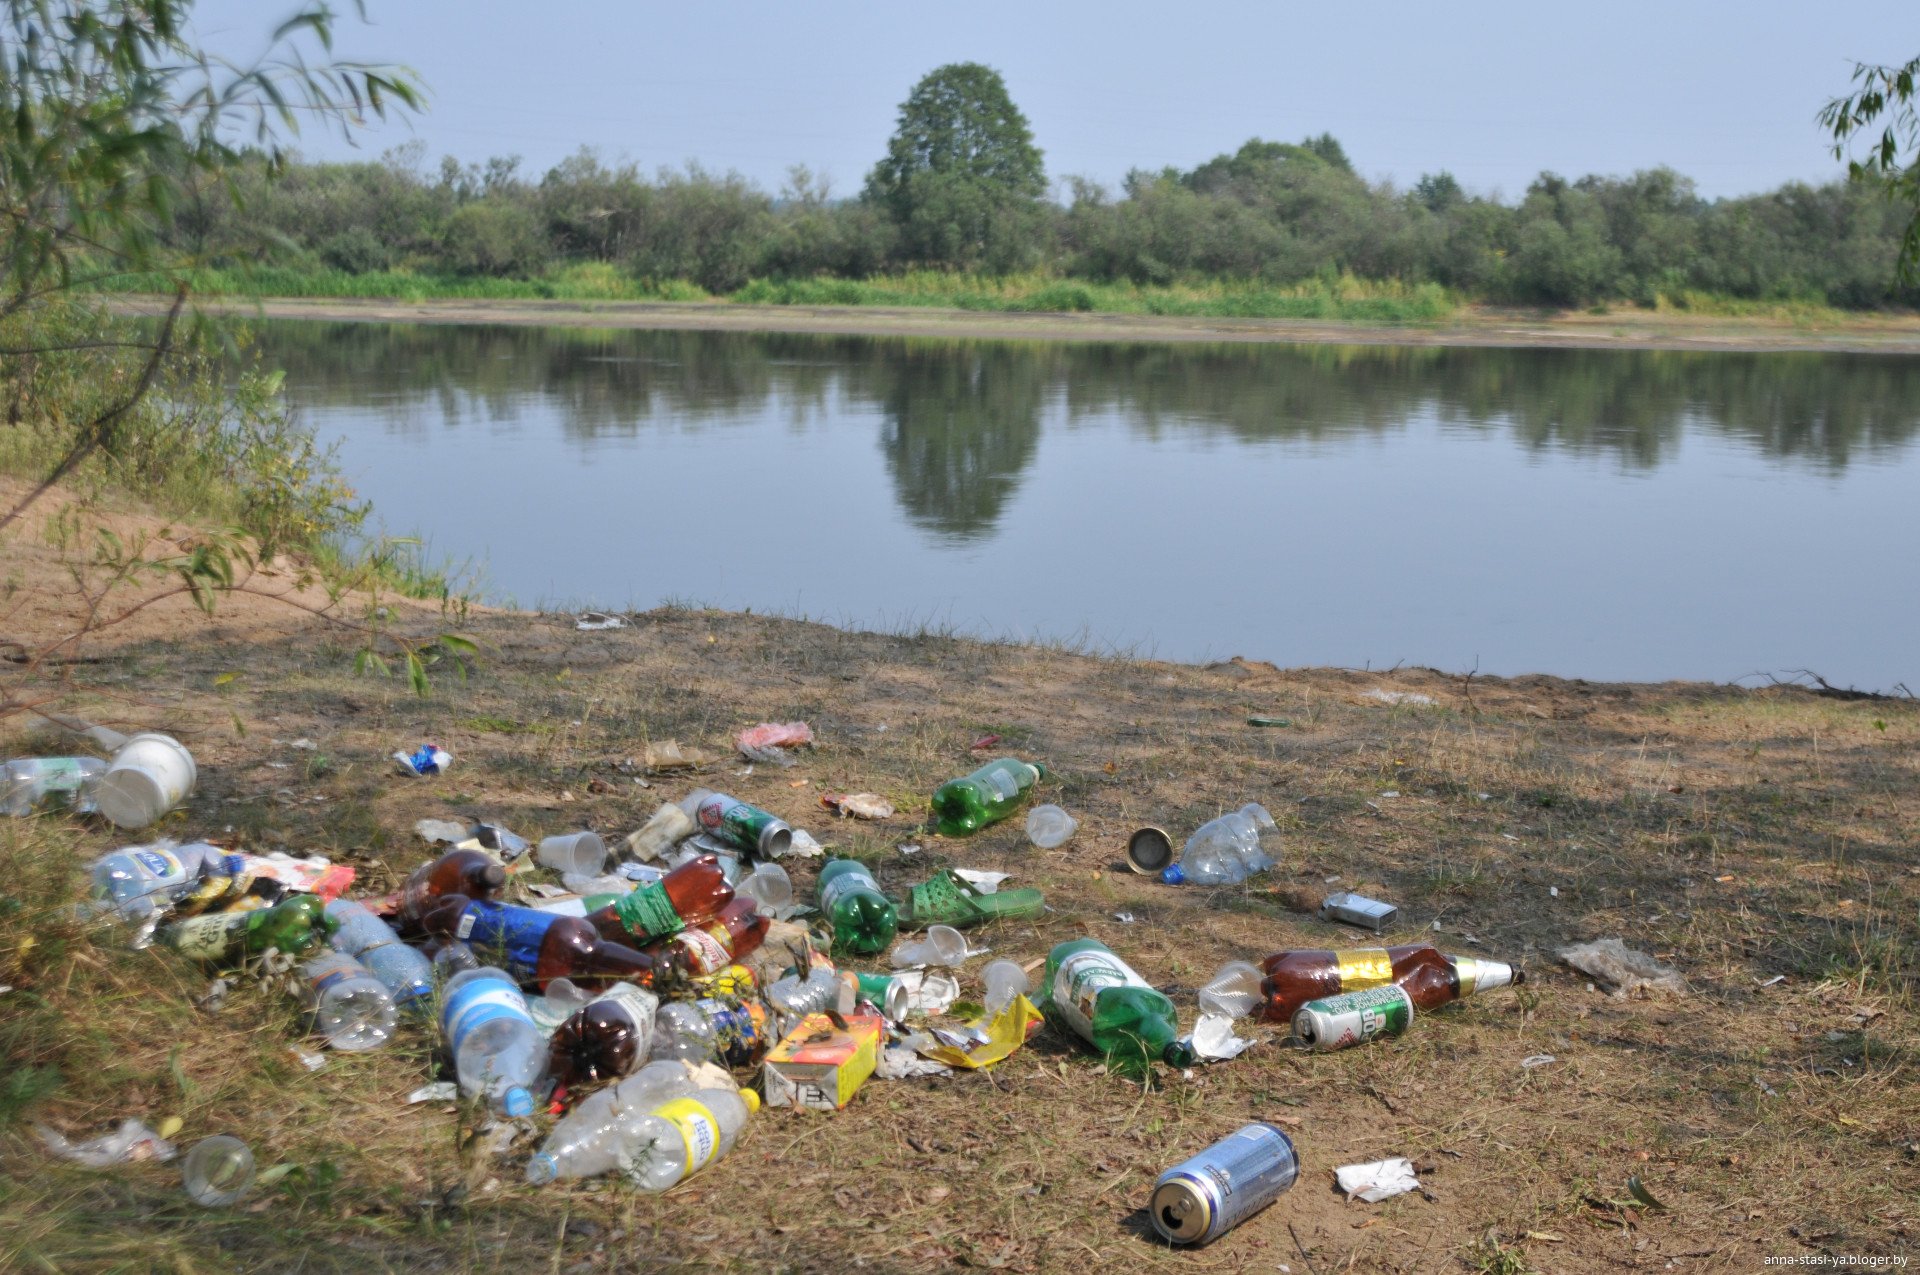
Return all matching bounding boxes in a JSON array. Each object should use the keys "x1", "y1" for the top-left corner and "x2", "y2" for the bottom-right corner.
[{"x1": 1335, "y1": 1157, "x2": 1419, "y2": 1202}]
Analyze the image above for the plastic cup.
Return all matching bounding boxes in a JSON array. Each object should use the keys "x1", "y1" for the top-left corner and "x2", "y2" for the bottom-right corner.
[
  {"x1": 739, "y1": 861, "x2": 793, "y2": 915},
  {"x1": 891, "y1": 923, "x2": 970, "y2": 968},
  {"x1": 537, "y1": 831, "x2": 606, "y2": 876},
  {"x1": 1198, "y1": 960, "x2": 1266, "y2": 1020},
  {"x1": 181, "y1": 1135, "x2": 254, "y2": 1207},
  {"x1": 1025, "y1": 804, "x2": 1078, "y2": 848},
  {"x1": 95, "y1": 733, "x2": 196, "y2": 829},
  {"x1": 982, "y1": 958, "x2": 1030, "y2": 1017}
]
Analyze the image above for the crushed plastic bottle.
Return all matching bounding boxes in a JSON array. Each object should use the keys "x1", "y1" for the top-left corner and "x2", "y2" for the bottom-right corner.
[
  {"x1": 525, "y1": 1060, "x2": 696, "y2": 1183},
  {"x1": 440, "y1": 966, "x2": 547, "y2": 1117},
  {"x1": 3, "y1": 756, "x2": 106, "y2": 816},
  {"x1": 1024, "y1": 804, "x2": 1078, "y2": 848},
  {"x1": 325, "y1": 898, "x2": 433, "y2": 1010},
  {"x1": 650, "y1": 997, "x2": 768, "y2": 1068},
  {"x1": 1161, "y1": 804, "x2": 1279, "y2": 886},
  {"x1": 90, "y1": 841, "x2": 229, "y2": 922}
]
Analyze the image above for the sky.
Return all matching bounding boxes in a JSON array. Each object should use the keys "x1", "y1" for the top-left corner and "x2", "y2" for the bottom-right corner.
[{"x1": 189, "y1": 0, "x2": 1918, "y2": 203}]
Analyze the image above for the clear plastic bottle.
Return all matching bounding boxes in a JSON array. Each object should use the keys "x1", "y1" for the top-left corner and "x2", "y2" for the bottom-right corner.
[
  {"x1": 1162, "y1": 804, "x2": 1280, "y2": 886},
  {"x1": 650, "y1": 997, "x2": 768, "y2": 1067},
  {"x1": 1199, "y1": 959, "x2": 1266, "y2": 1019},
  {"x1": 440, "y1": 966, "x2": 548, "y2": 1117},
  {"x1": 325, "y1": 898, "x2": 433, "y2": 1011},
  {"x1": 525, "y1": 1061, "x2": 698, "y2": 1183},
  {"x1": 89, "y1": 841, "x2": 228, "y2": 921},
  {"x1": 431, "y1": 939, "x2": 481, "y2": 979},
  {"x1": 2, "y1": 756, "x2": 106, "y2": 816},
  {"x1": 766, "y1": 962, "x2": 852, "y2": 1035},
  {"x1": 619, "y1": 1087, "x2": 758, "y2": 1192},
  {"x1": 299, "y1": 950, "x2": 398, "y2": 1051}
]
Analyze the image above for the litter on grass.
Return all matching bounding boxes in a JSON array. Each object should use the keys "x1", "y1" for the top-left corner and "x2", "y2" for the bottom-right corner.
[
  {"x1": 1362, "y1": 689, "x2": 1436, "y2": 706},
  {"x1": 1557, "y1": 938, "x2": 1686, "y2": 998},
  {"x1": 38, "y1": 1119, "x2": 177, "y2": 1167},
  {"x1": 1335, "y1": 1157, "x2": 1419, "y2": 1202},
  {"x1": 575, "y1": 612, "x2": 625, "y2": 631},
  {"x1": 736, "y1": 722, "x2": 813, "y2": 766}
]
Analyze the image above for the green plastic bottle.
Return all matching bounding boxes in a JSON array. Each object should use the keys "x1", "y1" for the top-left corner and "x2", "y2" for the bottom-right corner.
[
  {"x1": 161, "y1": 894, "x2": 337, "y2": 964},
  {"x1": 815, "y1": 859, "x2": 897, "y2": 955},
  {"x1": 931, "y1": 757, "x2": 1046, "y2": 836},
  {"x1": 1039, "y1": 938, "x2": 1191, "y2": 1075}
]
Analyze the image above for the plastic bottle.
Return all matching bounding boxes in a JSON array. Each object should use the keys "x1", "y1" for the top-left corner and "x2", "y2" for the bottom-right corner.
[
  {"x1": 430, "y1": 939, "x2": 481, "y2": 979},
  {"x1": 324, "y1": 898, "x2": 434, "y2": 1010},
  {"x1": 582, "y1": 853, "x2": 732, "y2": 945},
  {"x1": 815, "y1": 859, "x2": 897, "y2": 954},
  {"x1": 524, "y1": 1061, "x2": 700, "y2": 1184},
  {"x1": 396, "y1": 849, "x2": 506, "y2": 928},
  {"x1": 298, "y1": 950, "x2": 398, "y2": 1051},
  {"x1": 644, "y1": 896, "x2": 769, "y2": 977},
  {"x1": 1256, "y1": 945, "x2": 1522, "y2": 1025},
  {"x1": 1025, "y1": 804, "x2": 1078, "y2": 848},
  {"x1": 1039, "y1": 937, "x2": 1191, "y2": 1075},
  {"x1": 620, "y1": 1087, "x2": 758, "y2": 1191},
  {"x1": 159, "y1": 895, "x2": 336, "y2": 964},
  {"x1": 931, "y1": 758, "x2": 1045, "y2": 836},
  {"x1": 546, "y1": 983, "x2": 660, "y2": 1088},
  {"x1": 440, "y1": 966, "x2": 548, "y2": 1117},
  {"x1": 1198, "y1": 960, "x2": 1266, "y2": 1019},
  {"x1": 649, "y1": 997, "x2": 769, "y2": 1067},
  {"x1": 1161, "y1": 804, "x2": 1279, "y2": 886},
  {"x1": 680, "y1": 789, "x2": 793, "y2": 858},
  {"x1": 415, "y1": 895, "x2": 671, "y2": 990},
  {"x1": 3, "y1": 756, "x2": 106, "y2": 816},
  {"x1": 90, "y1": 841, "x2": 229, "y2": 921},
  {"x1": 766, "y1": 961, "x2": 853, "y2": 1035}
]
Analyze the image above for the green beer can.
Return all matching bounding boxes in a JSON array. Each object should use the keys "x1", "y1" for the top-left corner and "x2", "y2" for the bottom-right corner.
[
  {"x1": 1291, "y1": 983, "x2": 1414, "y2": 1051},
  {"x1": 691, "y1": 790, "x2": 792, "y2": 858}
]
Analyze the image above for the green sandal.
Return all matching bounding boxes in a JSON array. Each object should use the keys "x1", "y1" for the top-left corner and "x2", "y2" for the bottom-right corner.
[{"x1": 899, "y1": 869, "x2": 1045, "y2": 930}]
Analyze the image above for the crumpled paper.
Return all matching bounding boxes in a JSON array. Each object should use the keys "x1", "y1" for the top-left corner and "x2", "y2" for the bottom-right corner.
[
  {"x1": 1557, "y1": 938, "x2": 1685, "y2": 998},
  {"x1": 414, "y1": 818, "x2": 470, "y2": 844},
  {"x1": 915, "y1": 994, "x2": 1044, "y2": 1070},
  {"x1": 1186, "y1": 1012, "x2": 1255, "y2": 1062},
  {"x1": 624, "y1": 803, "x2": 696, "y2": 862},
  {"x1": 407, "y1": 1082, "x2": 459, "y2": 1104},
  {"x1": 824, "y1": 792, "x2": 894, "y2": 820},
  {"x1": 877, "y1": 1046, "x2": 953, "y2": 1080},
  {"x1": 782, "y1": 829, "x2": 826, "y2": 858},
  {"x1": 1335, "y1": 1157, "x2": 1419, "y2": 1202}
]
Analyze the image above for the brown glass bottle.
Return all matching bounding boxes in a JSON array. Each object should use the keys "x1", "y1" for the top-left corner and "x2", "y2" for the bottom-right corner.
[
  {"x1": 397, "y1": 850, "x2": 506, "y2": 929},
  {"x1": 582, "y1": 854, "x2": 733, "y2": 945},
  {"x1": 1259, "y1": 944, "x2": 1521, "y2": 1024},
  {"x1": 646, "y1": 895, "x2": 769, "y2": 977},
  {"x1": 414, "y1": 894, "x2": 677, "y2": 990}
]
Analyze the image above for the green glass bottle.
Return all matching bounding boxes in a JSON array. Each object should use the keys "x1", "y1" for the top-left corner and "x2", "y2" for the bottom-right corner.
[
  {"x1": 161, "y1": 895, "x2": 336, "y2": 964},
  {"x1": 1039, "y1": 938, "x2": 1191, "y2": 1075},
  {"x1": 815, "y1": 859, "x2": 897, "y2": 955},
  {"x1": 931, "y1": 757, "x2": 1046, "y2": 836}
]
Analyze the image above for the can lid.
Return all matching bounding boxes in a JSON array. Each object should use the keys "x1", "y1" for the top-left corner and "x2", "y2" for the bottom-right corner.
[
  {"x1": 1126, "y1": 827, "x2": 1174, "y2": 875},
  {"x1": 1149, "y1": 1178, "x2": 1213, "y2": 1244}
]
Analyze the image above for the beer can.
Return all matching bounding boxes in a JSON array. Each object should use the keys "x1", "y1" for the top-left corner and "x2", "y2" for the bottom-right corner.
[
  {"x1": 1320, "y1": 891, "x2": 1398, "y2": 934},
  {"x1": 1149, "y1": 1122, "x2": 1299, "y2": 1246},
  {"x1": 1291, "y1": 984, "x2": 1414, "y2": 1051},
  {"x1": 694, "y1": 792, "x2": 792, "y2": 858}
]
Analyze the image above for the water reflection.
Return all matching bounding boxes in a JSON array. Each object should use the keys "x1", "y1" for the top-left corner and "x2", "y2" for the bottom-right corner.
[{"x1": 253, "y1": 322, "x2": 1920, "y2": 540}]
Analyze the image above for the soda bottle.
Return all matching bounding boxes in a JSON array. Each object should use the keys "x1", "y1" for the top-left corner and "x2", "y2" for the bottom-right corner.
[
  {"x1": 681, "y1": 789, "x2": 792, "y2": 858},
  {"x1": 396, "y1": 849, "x2": 506, "y2": 927},
  {"x1": 547, "y1": 983, "x2": 660, "y2": 1087},
  {"x1": 1256, "y1": 944, "x2": 1522, "y2": 1024},
  {"x1": 414, "y1": 895, "x2": 676, "y2": 990},
  {"x1": 440, "y1": 966, "x2": 547, "y2": 1117},
  {"x1": 1039, "y1": 937, "x2": 1192, "y2": 1075},
  {"x1": 815, "y1": 859, "x2": 897, "y2": 954},
  {"x1": 617, "y1": 1087, "x2": 758, "y2": 1192},
  {"x1": 2, "y1": 756, "x2": 106, "y2": 816},
  {"x1": 160, "y1": 894, "x2": 336, "y2": 964},
  {"x1": 298, "y1": 950, "x2": 398, "y2": 1051},
  {"x1": 650, "y1": 997, "x2": 769, "y2": 1067},
  {"x1": 930, "y1": 757, "x2": 1045, "y2": 836},
  {"x1": 581, "y1": 854, "x2": 733, "y2": 945},
  {"x1": 1161, "y1": 804, "x2": 1279, "y2": 886},
  {"x1": 525, "y1": 1061, "x2": 699, "y2": 1184},
  {"x1": 646, "y1": 896, "x2": 768, "y2": 978},
  {"x1": 325, "y1": 898, "x2": 434, "y2": 1010}
]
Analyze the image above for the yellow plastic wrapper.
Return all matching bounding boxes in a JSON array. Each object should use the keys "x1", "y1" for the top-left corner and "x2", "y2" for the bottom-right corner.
[{"x1": 919, "y1": 994, "x2": 1044, "y2": 1070}]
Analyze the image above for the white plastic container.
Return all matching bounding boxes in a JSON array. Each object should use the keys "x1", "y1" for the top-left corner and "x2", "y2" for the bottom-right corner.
[
  {"x1": 95, "y1": 733, "x2": 196, "y2": 829},
  {"x1": 537, "y1": 831, "x2": 606, "y2": 876}
]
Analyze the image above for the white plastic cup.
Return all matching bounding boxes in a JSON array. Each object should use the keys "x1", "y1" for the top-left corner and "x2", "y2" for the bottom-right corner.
[
  {"x1": 982, "y1": 958, "x2": 1030, "y2": 1017},
  {"x1": 95, "y1": 733, "x2": 196, "y2": 829},
  {"x1": 891, "y1": 923, "x2": 970, "y2": 969},
  {"x1": 1025, "y1": 804, "x2": 1078, "y2": 848},
  {"x1": 739, "y1": 861, "x2": 793, "y2": 915},
  {"x1": 537, "y1": 831, "x2": 606, "y2": 876}
]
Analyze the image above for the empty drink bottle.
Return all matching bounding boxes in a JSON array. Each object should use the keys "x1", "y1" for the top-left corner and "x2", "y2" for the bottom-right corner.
[
  {"x1": 681, "y1": 789, "x2": 792, "y2": 858},
  {"x1": 1040, "y1": 938, "x2": 1192, "y2": 1075},
  {"x1": 618, "y1": 1086, "x2": 758, "y2": 1192},
  {"x1": 441, "y1": 966, "x2": 547, "y2": 1117},
  {"x1": 930, "y1": 758, "x2": 1046, "y2": 836},
  {"x1": 396, "y1": 849, "x2": 506, "y2": 928},
  {"x1": 1161, "y1": 804, "x2": 1279, "y2": 886},
  {"x1": 90, "y1": 841, "x2": 230, "y2": 921},
  {"x1": 816, "y1": 859, "x2": 897, "y2": 954},
  {"x1": 1257, "y1": 944, "x2": 1521, "y2": 1024},
  {"x1": 547, "y1": 983, "x2": 660, "y2": 1087},
  {"x1": 582, "y1": 853, "x2": 733, "y2": 945},
  {"x1": 650, "y1": 997, "x2": 769, "y2": 1068},
  {"x1": 160, "y1": 895, "x2": 335, "y2": 964},
  {"x1": 298, "y1": 950, "x2": 398, "y2": 1051},
  {"x1": 417, "y1": 895, "x2": 674, "y2": 990},
  {"x1": 524, "y1": 1061, "x2": 698, "y2": 1184},
  {"x1": 2, "y1": 756, "x2": 106, "y2": 816},
  {"x1": 644, "y1": 896, "x2": 768, "y2": 977},
  {"x1": 325, "y1": 898, "x2": 433, "y2": 1010}
]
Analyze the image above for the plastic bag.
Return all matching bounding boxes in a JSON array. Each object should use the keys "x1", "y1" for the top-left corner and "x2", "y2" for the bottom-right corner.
[
  {"x1": 37, "y1": 1119, "x2": 176, "y2": 1167},
  {"x1": 1557, "y1": 938, "x2": 1685, "y2": 998},
  {"x1": 736, "y1": 722, "x2": 813, "y2": 766}
]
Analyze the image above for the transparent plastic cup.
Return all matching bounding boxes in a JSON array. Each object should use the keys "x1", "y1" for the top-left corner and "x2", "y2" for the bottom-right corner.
[
  {"x1": 1199, "y1": 959, "x2": 1266, "y2": 1020},
  {"x1": 739, "y1": 861, "x2": 793, "y2": 916},
  {"x1": 891, "y1": 924, "x2": 970, "y2": 968},
  {"x1": 537, "y1": 831, "x2": 606, "y2": 876},
  {"x1": 1025, "y1": 804, "x2": 1078, "y2": 848},
  {"x1": 982, "y1": 958, "x2": 1030, "y2": 1017},
  {"x1": 181, "y1": 1135, "x2": 254, "y2": 1207}
]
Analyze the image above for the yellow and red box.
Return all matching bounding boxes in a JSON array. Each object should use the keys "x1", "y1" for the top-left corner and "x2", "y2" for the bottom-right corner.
[{"x1": 761, "y1": 1012, "x2": 883, "y2": 1110}]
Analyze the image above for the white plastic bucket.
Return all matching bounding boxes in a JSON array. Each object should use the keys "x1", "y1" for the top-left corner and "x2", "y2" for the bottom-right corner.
[{"x1": 96, "y1": 733, "x2": 196, "y2": 828}]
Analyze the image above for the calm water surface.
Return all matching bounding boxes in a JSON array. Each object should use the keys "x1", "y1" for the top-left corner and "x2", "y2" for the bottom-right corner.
[{"x1": 255, "y1": 322, "x2": 1920, "y2": 690}]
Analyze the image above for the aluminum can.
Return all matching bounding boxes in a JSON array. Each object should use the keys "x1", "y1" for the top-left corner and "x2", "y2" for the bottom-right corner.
[
  {"x1": 1149, "y1": 1122, "x2": 1299, "y2": 1246},
  {"x1": 1320, "y1": 891, "x2": 1398, "y2": 934},
  {"x1": 1126, "y1": 826, "x2": 1174, "y2": 875},
  {"x1": 693, "y1": 791, "x2": 792, "y2": 858},
  {"x1": 1291, "y1": 984, "x2": 1414, "y2": 1051}
]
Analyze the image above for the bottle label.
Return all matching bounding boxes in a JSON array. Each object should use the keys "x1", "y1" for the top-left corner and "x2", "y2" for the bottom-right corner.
[
  {"x1": 455, "y1": 902, "x2": 555, "y2": 976},
  {"x1": 651, "y1": 1098, "x2": 721, "y2": 1177},
  {"x1": 672, "y1": 923, "x2": 732, "y2": 975},
  {"x1": 1452, "y1": 958, "x2": 1513, "y2": 997},
  {"x1": 696, "y1": 997, "x2": 764, "y2": 1066},
  {"x1": 696, "y1": 792, "x2": 779, "y2": 854},
  {"x1": 818, "y1": 866, "x2": 880, "y2": 914},
  {"x1": 612, "y1": 882, "x2": 685, "y2": 940},
  {"x1": 132, "y1": 846, "x2": 185, "y2": 880},
  {"x1": 1052, "y1": 948, "x2": 1152, "y2": 1042},
  {"x1": 169, "y1": 913, "x2": 241, "y2": 960},
  {"x1": 1333, "y1": 949, "x2": 1395, "y2": 991},
  {"x1": 443, "y1": 978, "x2": 534, "y2": 1051},
  {"x1": 587, "y1": 982, "x2": 656, "y2": 1026},
  {"x1": 981, "y1": 765, "x2": 1024, "y2": 802}
]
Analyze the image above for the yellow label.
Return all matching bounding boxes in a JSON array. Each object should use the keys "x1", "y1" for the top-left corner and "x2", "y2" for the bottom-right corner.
[
  {"x1": 170, "y1": 913, "x2": 238, "y2": 960},
  {"x1": 652, "y1": 1098, "x2": 720, "y2": 1176},
  {"x1": 1334, "y1": 948, "x2": 1394, "y2": 990}
]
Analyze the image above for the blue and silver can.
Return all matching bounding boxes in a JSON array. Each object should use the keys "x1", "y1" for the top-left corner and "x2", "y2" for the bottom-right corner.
[{"x1": 1149, "y1": 1122, "x2": 1299, "y2": 1245}]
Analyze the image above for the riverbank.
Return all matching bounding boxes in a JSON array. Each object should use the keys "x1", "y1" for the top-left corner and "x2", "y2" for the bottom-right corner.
[
  {"x1": 119, "y1": 291, "x2": 1920, "y2": 354},
  {"x1": 3, "y1": 507, "x2": 1915, "y2": 1271}
]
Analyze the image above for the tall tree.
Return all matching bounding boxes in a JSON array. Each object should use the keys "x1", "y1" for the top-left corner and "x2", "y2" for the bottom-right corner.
[
  {"x1": 864, "y1": 62, "x2": 1046, "y2": 271},
  {"x1": 1821, "y1": 55, "x2": 1920, "y2": 281}
]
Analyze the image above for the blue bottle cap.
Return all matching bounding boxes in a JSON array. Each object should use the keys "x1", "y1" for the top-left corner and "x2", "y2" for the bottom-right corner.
[
  {"x1": 503, "y1": 1087, "x2": 533, "y2": 1118},
  {"x1": 1160, "y1": 863, "x2": 1186, "y2": 886}
]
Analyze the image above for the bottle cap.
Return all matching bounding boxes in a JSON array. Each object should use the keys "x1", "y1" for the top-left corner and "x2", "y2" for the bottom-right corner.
[
  {"x1": 1126, "y1": 827, "x2": 1174, "y2": 875},
  {"x1": 503, "y1": 1087, "x2": 533, "y2": 1118},
  {"x1": 741, "y1": 1088, "x2": 761, "y2": 1114},
  {"x1": 1159, "y1": 863, "x2": 1186, "y2": 886},
  {"x1": 525, "y1": 1152, "x2": 557, "y2": 1185}
]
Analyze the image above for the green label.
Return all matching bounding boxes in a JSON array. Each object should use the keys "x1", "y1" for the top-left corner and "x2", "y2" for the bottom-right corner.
[
  {"x1": 818, "y1": 866, "x2": 879, "y2": 914},
  {"x1": 613, "y1": 882, "x2": 685, "y2": 940}
]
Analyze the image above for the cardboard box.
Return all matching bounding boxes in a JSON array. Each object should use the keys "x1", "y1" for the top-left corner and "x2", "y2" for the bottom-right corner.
[{"x1": 761, "y1": 1012, "x2": 883, "y2": 1110}]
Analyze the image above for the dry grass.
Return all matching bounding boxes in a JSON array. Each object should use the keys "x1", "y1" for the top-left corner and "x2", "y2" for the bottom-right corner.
[{"x1": 2, "y1": 605, "x2": 1916, "y2": 1274}]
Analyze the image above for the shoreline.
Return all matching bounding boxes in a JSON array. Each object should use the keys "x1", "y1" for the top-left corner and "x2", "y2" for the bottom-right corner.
[{"x1": 114, "y1": 291, "x2": 1920, "y2": 353}]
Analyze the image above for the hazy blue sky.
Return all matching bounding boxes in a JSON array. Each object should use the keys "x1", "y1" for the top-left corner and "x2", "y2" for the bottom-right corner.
[{"x1": 192, "y1": 0, "x2": 1916, "y2": 203}]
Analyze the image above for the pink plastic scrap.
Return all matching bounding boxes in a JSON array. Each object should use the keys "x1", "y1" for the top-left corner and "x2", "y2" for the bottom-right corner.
[{"x1": 737, "y1": 722, "x2": 813, "y2": 752}]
